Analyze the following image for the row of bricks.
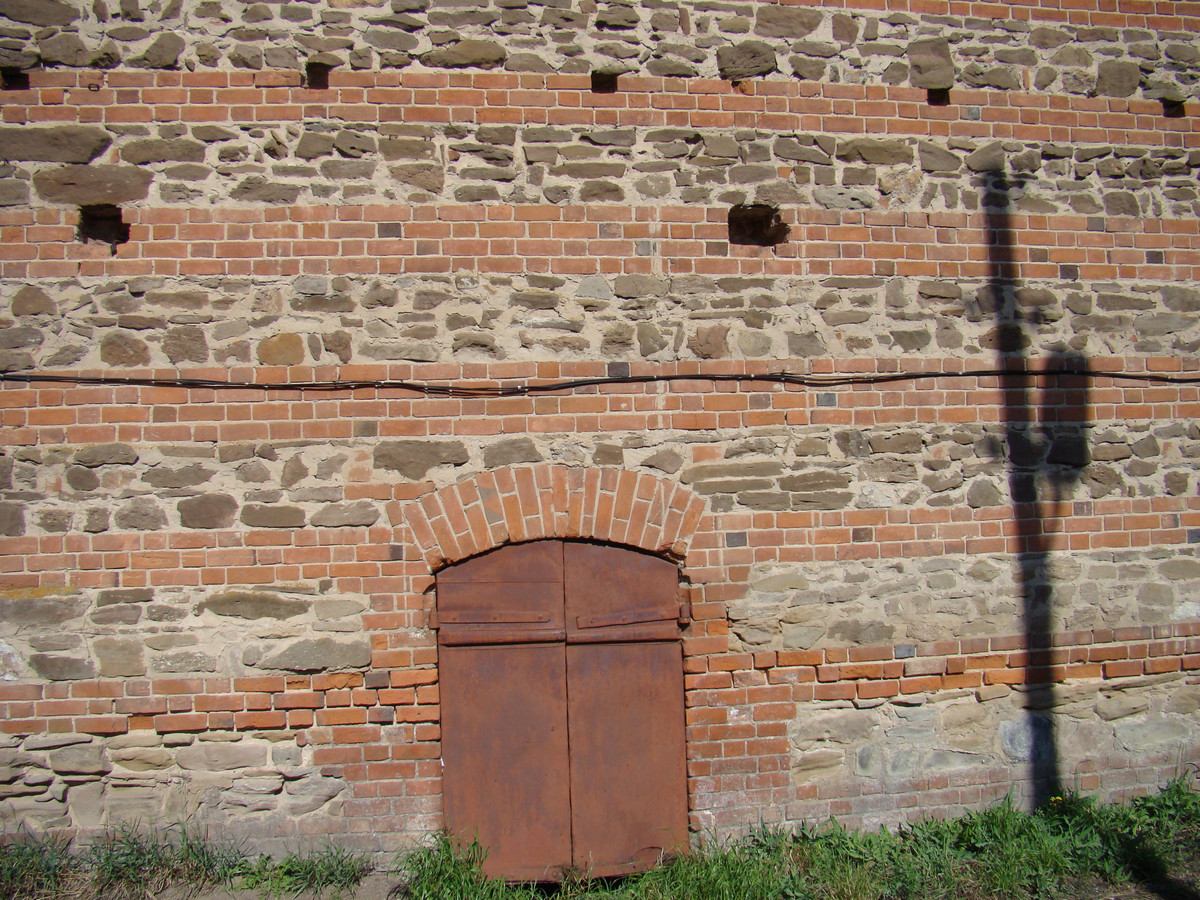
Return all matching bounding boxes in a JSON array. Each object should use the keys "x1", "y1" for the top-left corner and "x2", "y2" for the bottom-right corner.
[
  {"x1": 6, "y1": 214, "x2": 1197, "y2": 243},
  {"x1": 0, "y1": 687, "x2": 436, "y2": 718},
  {"x1": 0, "y1": 667, "x2": 438, "y2": 702},
  {"x1": 8, "y1": 405, "x2": 1196, "y2": 438},
  {"x1": 3, "y1": 76, "x2": 1195, "y2": 143},
  {"x1": 709, "y1": 622, "x2": 1200, "y2": 670},
  {"x1": 0, "y1": 354, "x2": 1192, "y2": 384},
  {"x1": 7, "y1": 200, "x2": 1200, "y2": 230},
  {"x1": 6, "y1": 255, "x2": 1196, "y2": 283},
  {"x1": 4, "y1": 528, "x2": 1198, "y2": 573},
  {"x1": 4, "y1": 531, "x2": 1198, "y2": 586},
  {"x1": 5, "y1": 234, "x2": 1195, "y2": 260},
  {"x1": 8, "y1": 205, "x2": 1199, "y2": 231},
  {"x1": 8, "y1": 234, "x2": 1193, "y2": 261},
  {"x1": 0, "y1": 705, "x2": 439, "y2": 739},
  {"x1": 5, "y1": 62, "x2": 1198, "y2": 94},
  {"x1": 2, "y1": 634, "x2": 1197, "y2": 735},
  {"x1": 4, "y1": 388, "x2": 1194, "y2": 421}
]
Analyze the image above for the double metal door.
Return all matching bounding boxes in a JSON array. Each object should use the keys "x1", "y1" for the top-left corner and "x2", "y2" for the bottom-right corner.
[{"x1": 436, "y1": 541, "x2": 688, "y2": 881}]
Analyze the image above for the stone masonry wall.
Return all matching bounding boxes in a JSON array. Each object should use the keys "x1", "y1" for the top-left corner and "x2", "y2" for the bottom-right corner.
[{"x1": 1, "y1": 0, "x2": 1199, "y2": 858}]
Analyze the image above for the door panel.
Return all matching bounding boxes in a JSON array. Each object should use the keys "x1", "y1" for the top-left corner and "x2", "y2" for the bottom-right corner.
[
  {"x1": 439, "y1": 643, "x2": 572, "y2": 881},
  {"x1": 438, "y1": 540, "x2": 563, "y2": 584},
  {"x1": 438, "y1": 541, "x2": 689, "y2": 882},
  {"x1": 564, "y1": 543, "x2": 679, "y2": 643},
  {"x1": 436, "y1": 582, "x2": 565, "y2": 645},
  {"x1": 566, "y1": 641, "x2": 689, "y2": 877}
]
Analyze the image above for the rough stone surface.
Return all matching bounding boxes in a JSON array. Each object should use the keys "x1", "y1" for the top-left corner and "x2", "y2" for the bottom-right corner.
[
  {"x1": 132, "y1": 33, "x2": 185, "y2": 68},
  {"x1": 1095, "y1": 60, "x2": 1141, "y2": 97},
  {"x1": 0, "y1": 0, "x2": 80, "y2": 26},
  {"x1": 177, "y1": 494, "x2": 238, "y2": 529},
  {"x1": 199, "y1": 591, "x2": 308, "y2": 619},
  {"x1": 0, "y1": 127, "x2": 112, "y2": 164},
  {"x1": 754, "y1": 6, "x2": 821, "y2": 39},
  {"x1": 257, "y1": 333, "x2": 305, "y2": 365},
  {"x1": 373, "y1": 441, "x2": 469, "y2": 479},
  {"x1": 717, "y1": 42, "x2": 777, "y2": 81},
  {"x1": 907, "y1": 38, "x2": 955, "y2": 89},
  {"x1": 423, "y1": 40, "x2": 505, "y2": 69},
  {"x1": 74, "y1": 444, "x2": 137, "y2": 468},
  {"x1": 33, "y1": 165, "x2": 153, "y2": 206},
  {"x1": 259, "y1": 638, "x2": 372, "y2": 673}
]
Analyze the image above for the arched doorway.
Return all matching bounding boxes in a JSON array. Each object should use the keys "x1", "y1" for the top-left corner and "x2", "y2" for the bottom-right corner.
[{"x1": 434, "y1": 540, "x2": 689, "y2": 881}]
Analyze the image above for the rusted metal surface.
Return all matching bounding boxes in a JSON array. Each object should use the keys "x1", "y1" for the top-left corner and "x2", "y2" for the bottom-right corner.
[
  {"x1": 436, "y1": 542, "x2": 565, "y2": 645},
  {"x1": 566, "y1": 641, "x2": 689, "y2": 877},
  {"x1": 436, "y1": 582, "x2": 565, "y2": 645},
  {"x1": 436, "y1": 540, "x2": 688, "y2": 882},
  {"x1": 438, "y1": 540, "x2": 563, "y2": 584},
  {"x1": 439, "y1": 642, "x2": 572, "y2": 882},
  {"x1": 564, "y1": 542, "x2": 679, "y2": 643}
]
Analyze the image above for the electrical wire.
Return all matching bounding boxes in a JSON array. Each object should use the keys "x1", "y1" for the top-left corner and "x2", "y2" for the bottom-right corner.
[{"x1": 1, "y1": 367, "x2": 1198, "y2": 398}]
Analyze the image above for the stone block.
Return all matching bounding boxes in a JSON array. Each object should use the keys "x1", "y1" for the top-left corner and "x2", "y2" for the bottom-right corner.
[
  {"x1": 177, "y1": 493, "x2": 238, "y2": 529},
  {"x1": 256, "y1": 333, "x2": 305, "y2": 365},
  {"x1": 422, "y1": 40, "x2": 505, "y2": 69},
  {"x1": 373, "y1": 440, "x2": 468, "y2": 479},
  {"x1": 258, "y1": 637, "x2": 371, "y2": 673},
  {"x1": 34, "y1": 164, "x2": 152, "y2": 205},
  {"x1": 717, "y1": 42, "x2": 776, "y2": 81},
  {"x1": 0, "y1": 126, "x2": 112, "y2": 164},
  {"x1": 241, "y1": 504, "x2": 306, "y2": 528},
  {"x1": 175, "y1": 741, "x2": 267, "y2": 771},
  {"x1": 30, "y1": 654, "x2": 95, "y2": 681},
  {"x1": 0, "y1": 0, "x2": 80, "y2": 26},
  {"x1": 199, "y1": 590, "x2": 308, "y2": 620},
  {"x1": 907, "y1": 37, "x2": 954, "y2": 89},
  {"x1": 754, "y1": 6, "x2": 821, "y2": 38},
  {"x1": 93, "y1": 637, "x2": 145, "y2": 678},
  {"x1": 1095, "y1": 60, "x2": 1140, "y2": 98}
]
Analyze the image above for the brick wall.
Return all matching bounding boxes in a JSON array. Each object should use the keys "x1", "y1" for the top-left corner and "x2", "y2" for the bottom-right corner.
[{"x1": 1, "y1": 0, "x2": 1199, "y2": 856}]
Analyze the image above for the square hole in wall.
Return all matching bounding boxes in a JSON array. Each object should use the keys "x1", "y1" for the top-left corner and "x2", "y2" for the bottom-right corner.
[
  {"x1": 591, "y1": 71, "x2": 619, "y2": 94},
  {"x1": 0, "y1": 67, "x2": 30, "y2": 90},
  {"x1": 305, "y1": 61, "x2": 333, "y2": 90},
  {"x1": 927, "y1": 88, "x2": 951, "y2": 106},
  {"x1": 1162, "y1": 99, "x2": 1186, "y2": 118},
  {"x1": 728, "y1": 204, "x2": 788, "y2": 246},
  {"x1": 77, "y1": 205, "x2": 129, "y2": 252}
]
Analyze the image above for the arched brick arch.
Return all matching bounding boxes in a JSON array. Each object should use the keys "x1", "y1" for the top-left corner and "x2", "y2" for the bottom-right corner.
[
  {"x1": 400, "y1": 464, "x2": 794, "y2": 838},
  {"x1": 402, "y1": 464, "x2": 707, "y2": 571}
]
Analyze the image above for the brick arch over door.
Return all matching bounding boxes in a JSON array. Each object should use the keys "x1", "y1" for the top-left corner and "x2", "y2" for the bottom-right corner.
[
  {"x1": 402, "y1": 464, "x2": 708, "y2": 571},
  {"x1": 399, "y1": 464, "x2": 793, "y2": 835}
]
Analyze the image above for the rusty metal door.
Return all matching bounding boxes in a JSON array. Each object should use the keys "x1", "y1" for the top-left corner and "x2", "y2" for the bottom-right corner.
[{"x1": 436, "y1": 540, "x2": 688, "y2": 881}]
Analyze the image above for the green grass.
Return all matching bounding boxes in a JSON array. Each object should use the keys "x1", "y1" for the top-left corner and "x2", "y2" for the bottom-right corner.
[
  {"x1": 395, "y1": 777, "x2": 1200, "y2": 900},
  {"x1": 237, "y1": 844, "x2": 376, "y2": 898},
  {"x1": 3, "y1": 780, "x2": 1200, "y2": 899},
  {"x1": 87, "y1": 822, "x2": 245, "y2": 898},
  {"x1": 0, "y1": 832, "x2": 78, "y2": 900},
  {"x1": 0, "y1": 824, "x2": 374, "y2": 900}
]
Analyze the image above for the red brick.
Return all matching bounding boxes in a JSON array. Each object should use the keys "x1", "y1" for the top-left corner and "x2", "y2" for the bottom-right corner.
[
  {"x1": 273, "y1": 691, "x2": 324, "y2": 710},
  {"x1": 153, "y1": 713, "x2": 207, "y2": 733},
  {"x1": 1103, "y1": 660, "x2": 1144, "y2": 678},
  {"x1": 813, "y1": 683, "x2": 856, "y2": 701},
  {"x1": 857, "y1": 681, "x2": 900, "y2": 699}
]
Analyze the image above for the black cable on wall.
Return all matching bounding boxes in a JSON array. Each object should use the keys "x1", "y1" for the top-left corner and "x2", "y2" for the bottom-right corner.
[{"x1": 0, "y1": 367, "x2": 1198, "y2": 399}]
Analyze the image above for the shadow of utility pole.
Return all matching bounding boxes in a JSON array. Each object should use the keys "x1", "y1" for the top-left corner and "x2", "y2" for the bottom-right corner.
[{"x1": 982, "y1": 170, "x2": 1091, "y2": 808}]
